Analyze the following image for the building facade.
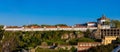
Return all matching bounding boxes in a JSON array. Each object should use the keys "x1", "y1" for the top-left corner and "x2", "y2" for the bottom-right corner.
[
  {"x1": 3, "y1": 15, "x2": 111, "y2": 31},
  {"x1": 77, "y1": 42, "x2": 101, "y2": 52}
]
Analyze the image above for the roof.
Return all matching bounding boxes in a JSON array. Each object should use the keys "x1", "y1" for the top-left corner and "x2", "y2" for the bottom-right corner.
[
  {"x1": 45, "y1": 26, "x2": 57, "y2": 28},
  {"x1": 87, "y1": 22, "x2": 96, "y2": 24},
  {"x1": 31, "y1": 26, "x2": 41, "y2": 28},
  {"x1": 59, "y1": 26, "x2": 71, "y2": 28},
  {"x1": 74, "y1": 26, "x2": 87, "y2": 28},
  {"x1": 98, "y1": 15, "x2": 109, "y2": 20},
  {"x1": 6, "y1": 26, "x2": 22, "y2": 28},
  {"x1": 24, "y1": 26, "x2": 41, "y2": 28},
  {"x1": 24, "y1": 26, "x2": 31, "y2": 28}
]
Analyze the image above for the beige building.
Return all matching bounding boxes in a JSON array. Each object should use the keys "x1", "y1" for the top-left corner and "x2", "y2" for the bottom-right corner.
[
  {"x1": 92, "y1": 28, "x2": 120, "y2": 45},
  {"x1": 77, "y1": 42, "x2": 101, "y2": 52},
  {"x1": 102, "y1": 36, "x2": 118, "y2": 45},
  {"x1": 92, "y1": 28, "x2": 120, "y2": 39}
]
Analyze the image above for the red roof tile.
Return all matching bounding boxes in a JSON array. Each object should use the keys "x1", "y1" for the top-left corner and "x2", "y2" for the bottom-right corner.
[
  {"x1": 31, "y1": 26, "x2": 41, "y2": 28},
  {"x1": 59, "y1": 26, "x2": 71, "y2": 28},
  {"x1": 6, "y1": 26, "x2": 22, "y2": 28},
  {"x1": 45, "y1": 26, "x2": 57, "y2": 28},
  {"x1": 74, "y1": 26, "x2": 87, "y2": 28}
]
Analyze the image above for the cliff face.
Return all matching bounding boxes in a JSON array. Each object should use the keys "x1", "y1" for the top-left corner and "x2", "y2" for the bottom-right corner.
[
  {"x1": 61, "y1": 33, "x2": 83, "y2": 39},
  {"x1": 91, "y1": 29, "x2": 101, "y2": 39}
]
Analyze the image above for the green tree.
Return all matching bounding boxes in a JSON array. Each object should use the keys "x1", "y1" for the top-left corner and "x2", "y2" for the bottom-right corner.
[
  {"x1": 88, "y1": 44, "x2": 117, "y2": 52},
  {"x1": 104, "y1": 21, "x2": 110, "y2": 25},
  {"x1": 0, "y1": 27, "x2": 4, "y2": 52},
  {"x1": 70, "y1": 46, "x2": 77, "y2": 52},
  {"x1": 114, "y1": 38, "x2": 120, "y2": 44},
  {"x1": 0, "y1": 30, "x2": 4, "y2": 41},
  {"x1": 0, "y1": 25, "x2": 4, "y2": 30},
  {"x1": 41, "y1": 24, "x2": 53, "y2": 27},
  {"x1": 111, "y1": 20, "x2": 120, "y2": 28},
  {"x1": 84, "y1": 29, "x2": 91, "y2": 38},
  {"x1": 1, "y1": 31, "x2": 21, "y2": 52},
  {"x1": 78, "y1": 37, "x2": 95, "y2": 42},
  {"x1": 69, "y1": 39, "x2": 78, "y2": 45},
  {"x1": 55, "y1": 24, "x2": 67, "y2": 26}
]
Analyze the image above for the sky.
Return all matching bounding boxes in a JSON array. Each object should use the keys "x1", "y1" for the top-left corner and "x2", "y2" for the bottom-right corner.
[{"x1": 0, "y1": 0, "x2": 120, "y2": 26}]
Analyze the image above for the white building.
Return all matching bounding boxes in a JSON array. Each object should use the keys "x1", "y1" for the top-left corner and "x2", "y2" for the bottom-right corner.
[
  {"x1": 87, "y1": 22, "x2": 96, "y2": 27},
  {"x1": 97, "y1": 15, "x2": 111, "y2": 29},
  {"x1": 3, "y1": 25, "x2": 98, "y2": 31},
  {"x1": 3, "y1": 15, "x2": 111, "y2": 31}
]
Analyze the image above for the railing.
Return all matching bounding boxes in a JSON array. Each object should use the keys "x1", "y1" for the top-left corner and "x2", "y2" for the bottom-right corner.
[{"x1": 112, "y1": 45, "x2": 120, "y2": 52}]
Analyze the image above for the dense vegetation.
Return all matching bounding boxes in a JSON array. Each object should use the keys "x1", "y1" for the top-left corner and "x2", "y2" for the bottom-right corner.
[
  {"x1": 0, "y1": 20, "x2": 120, "y2": 52},
  {"x1": 111, "y1": 20, "x2": 120, "y2": 28},
  {"x1": 35, "y1": 47, "x2": 69, "y2": 52},
  {"x1": 0, "y1": 30, "x2": 95, "y2": 52},
  {"x1": 35, "y1": 46, "x2": 77, "y2": 52},
  {"x1": 88, "y1": 44, "x2": 117, "y2": 52}
]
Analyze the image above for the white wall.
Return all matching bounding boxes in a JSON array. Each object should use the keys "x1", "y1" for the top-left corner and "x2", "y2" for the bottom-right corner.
[
  {"x1": 4, "y1": 27, "x2": 98, "y2": 31},
  {"x1": 101, "y1": 25, "x2": 110, "y2": 29},
  {"x1": 5, "y1": 28, "x2": 23, "y2": 31},
  {"x1": 88, "y1": 23, "x2": 96, "y2": 26},
  {"x1": 98, "y1": 19, "x2": 106, "y2": 24}
]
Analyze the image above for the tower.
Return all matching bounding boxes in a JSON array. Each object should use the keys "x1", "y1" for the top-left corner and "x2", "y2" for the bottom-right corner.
[
  {"x1": 97, "y1": 15, "x2": 110, "y2": 24},
  {"x1": 97, "y1": 15, "x2": 110, "y2": 29}
]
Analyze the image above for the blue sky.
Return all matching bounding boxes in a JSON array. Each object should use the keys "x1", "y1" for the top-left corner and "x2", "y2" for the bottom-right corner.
[{"x1": 0, "y1": 0, "x2": 120, "y2": 26}]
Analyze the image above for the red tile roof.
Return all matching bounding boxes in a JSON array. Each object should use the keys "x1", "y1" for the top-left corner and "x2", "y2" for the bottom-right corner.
[
  {"x1": 74, "y1": 26, "x2": 87, "y2": 28},
  {"x1": 31, "y1": 26, "x2": 41, "y2": 28},
  {"x1": 98, "y1": 15, "x2": 109, "y2": 20},
  {"x1": 59, "y1": 26, "x2": 71, "y2": 28},
  {"x1": 24, "y1": 26, "x2": 41, "y2": 28},
  {"x1": 6, "y1": 26, "x2": 22, "y2": 28},
  {"x1": 88, "y1": 22, "x2": 96, "y2": 24},
  {"x1": 45, "y1": 26, "x2": 57, "y2": 28}
]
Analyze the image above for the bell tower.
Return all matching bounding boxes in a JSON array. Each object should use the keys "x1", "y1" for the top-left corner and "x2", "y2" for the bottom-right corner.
[{"x1": 97, "y1": 15, "x2": 110, "y2": 29}]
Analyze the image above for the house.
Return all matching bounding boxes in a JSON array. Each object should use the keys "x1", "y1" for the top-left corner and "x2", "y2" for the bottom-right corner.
[
  {"x1": 58, "y1": 26, "x2": 72, "y2": 30},
  {"x1": 78, "y1": 42, "x2": 101, "y2": 52},
  {"x1": 4, "y1": 26, "x2": 23, "y2": 31},
  {"x1": 73, "y1": 26, "x2": 87, "y2": 31},
  {"x1": 44, "y1": 26, "x2": 57, "y2": 31},
  {"x1": 87, "y1": 22, "x2": 96, "y2": 27}
]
